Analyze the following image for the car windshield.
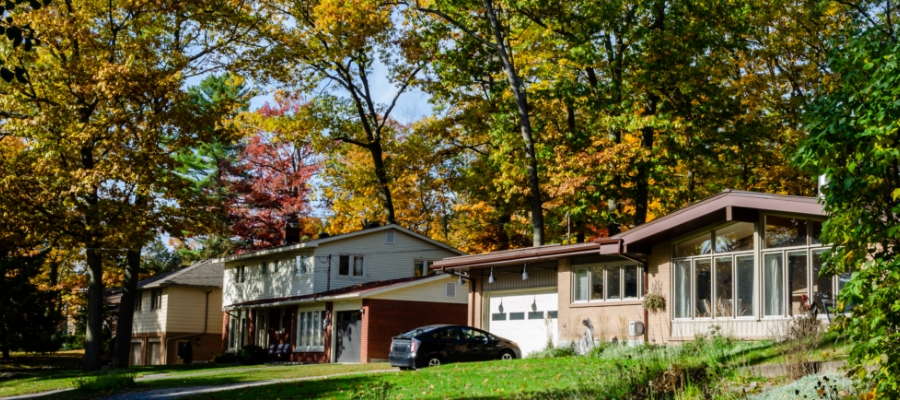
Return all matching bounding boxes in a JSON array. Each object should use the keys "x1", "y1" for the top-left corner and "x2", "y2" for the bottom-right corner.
[{"x1": 398, "y1": 327, "x2": 434, "y2": 339}]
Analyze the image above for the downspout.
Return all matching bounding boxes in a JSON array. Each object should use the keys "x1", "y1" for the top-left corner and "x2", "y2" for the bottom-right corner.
[
  {"x1": 598, "y1": 239, "x2": 649, "y2": 344},
  {"x1": 164, "y1": 289, "x2": 212, "y2": 365}
]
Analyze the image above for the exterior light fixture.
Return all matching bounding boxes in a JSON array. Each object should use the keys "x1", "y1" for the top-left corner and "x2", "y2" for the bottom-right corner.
[
  {"x1": 488, "y1": 267, "x2": 496, "y2": 284},
  {"x1": 522, "y1": 263, "x2": 529, "y2": 281},
  {"x1": 458, "y1": 273, "x2": 465, "y2": 285}
]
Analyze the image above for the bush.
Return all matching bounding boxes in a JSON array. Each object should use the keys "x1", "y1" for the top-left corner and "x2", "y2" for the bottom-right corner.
[
  {"x1": 213, "y1": 352, "x2": 237, "y2": 364},
  {"x1": 528, "y1": 342, "x2": 578, "y2": 359},
  {"x1": 73, "y1": 371, "x2": 135, "y2": 394},
  {"x1": 236, "y1": 345, "x2": 268, "y2": 365}
]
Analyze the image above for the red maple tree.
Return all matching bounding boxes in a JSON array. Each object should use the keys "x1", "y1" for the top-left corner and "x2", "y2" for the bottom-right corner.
[{"x1": 223, "y1": 100, "x2": 319, "y2": 251}]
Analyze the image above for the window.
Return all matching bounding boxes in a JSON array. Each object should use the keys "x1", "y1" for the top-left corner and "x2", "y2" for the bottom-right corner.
[
  {"x1": 811, "y1": 249, "x2": 833, "y2": 312},
  {"x1": 572, "y1": 264, "x2": 641, "y2": 302},
  {"x1": 528, "y1": 311, "x2": 544, "y2": 320},
  {"x1": 234, "y1": 266, "x2": 246, "y2": 283},
  {"x1": 414, "y1": 260, "x2": 437, "y2": 277},
  {"x1": 764, "y1": 253, "x2": 784, "y2": 316},
  {"x1": 810, "y1": 221, "x2": 823, "y2": 245},
  {"x1": 296, "y1": 309, "x2": 325, "y2": 351},
  {"x1": 574, "y1": 268, "x2": 589, "y2": 301},
  {"x1": 590, "y1": 268, "x2": 604, "y2": 300},
  {"x1": 338, "y1": 255, "x2": 364, "y2": 277},
  {"x1": 272, "y1": 261, "x2": 278, "y2": 274},
  {"x1": 765, "y1": 216, "x2": 808, "y2": 248},
  {"x1": 715, "y1": 222, "x2": 754, "y2": 252},
  {"x1": 491, "y1": 313, "x2": 506, "y2": 321},
  {"x1": 445, "y1": 282, "x2": 456, "y2": 298},
  {"x1": 674, "y1": 260, "x2": 691, "y2": 318},
  {"x1": 735, "y1": 255, "x2": 754, "y2": 317},
  {"x1": 715, "y1": 257, "x2": 733, "y2": 317},
  {"x1": 509, "y1": 312, "x2": 525, "y2": 320},
  {"x1": 675, "y1": 233, "x2": 712, "y2": 257},
  {"x1": 624, "y1": 265, "x2": 639, "y2": 299},
  {"x1": 547, "y1": 311, "x2": 558, "y2": 318},
  {"x1": 695, "y1": 259, "x2": 712, "y2": 318},
  {"x1": 261, "y1": 262, "x2": 268, "y2": 275},
  {"x1": 385, "y1": 230, "x2": 396, "y2": 244},
  {"x1": 788, "y1": 251, "x2": 808, "y2": 315},
  {"x1": 295, "y1": 255, "x2": 308, "y2": 276},
  {"x1": 607, "y1": 267, "x2": 622, "y2": 300},
  {"x1": 461, "y1": 327, "x2": 487, "y2": 341},
  {"x1": 150, "y1": 289, "x2": 163, "y2": 311},
  {"x1": 228, "y1": 317, "x2": 239, "y2": 351},
  {"x1": 134, "y1": 292, "x2": 143, "y2": 312}
]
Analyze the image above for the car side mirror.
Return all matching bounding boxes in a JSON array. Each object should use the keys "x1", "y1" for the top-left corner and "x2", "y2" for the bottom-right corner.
[{"x1": 482, "y1": 337, "x2": 490, "y2": 344}]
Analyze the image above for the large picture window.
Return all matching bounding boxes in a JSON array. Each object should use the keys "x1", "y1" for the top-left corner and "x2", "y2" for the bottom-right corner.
[
  {"x1": 571, "y1": 264, "x2": 641, "y2": 302},
  {"x1": 296, "y1": 309, "x2": 325, "y2": 352},
  {"x1": 673, "y1": 222, "x2": 756, "y2": 320}
]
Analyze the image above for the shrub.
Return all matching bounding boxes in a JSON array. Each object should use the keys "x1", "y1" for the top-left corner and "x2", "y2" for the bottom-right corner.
[
  {"x1": 527, "y1": 342, "x2": 578, "y2": 359},
  {"x1": 213, "y1": 352, "x2": 237, "y2": 364},
  {"x1": 73, "y1": 371, "x2": 135, "y2": 394},
  {"x1": 236, "y1": 345, "x2": 268, "y2": 365}
]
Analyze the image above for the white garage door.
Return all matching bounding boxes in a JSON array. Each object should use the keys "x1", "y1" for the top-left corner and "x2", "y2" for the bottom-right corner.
[{"x1": 486, "y1": 291, "x2": 558, "y2": 358}]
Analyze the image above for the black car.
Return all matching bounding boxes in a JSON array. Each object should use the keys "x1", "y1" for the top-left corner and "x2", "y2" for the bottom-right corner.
[{"x1": 389, "y1": 324, "x2": 521, "y2": 369}]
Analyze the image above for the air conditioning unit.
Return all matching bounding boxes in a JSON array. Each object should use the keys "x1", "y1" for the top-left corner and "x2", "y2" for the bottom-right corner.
[{"x1": 628, "y1": 320, "x2": 644, "y2": 336}]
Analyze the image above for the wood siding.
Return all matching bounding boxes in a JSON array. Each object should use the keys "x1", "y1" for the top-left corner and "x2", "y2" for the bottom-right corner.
[
  {"x1": 313, "y1": 229, "x2": 460, "y2": 293},
  {"x1": 368, "y1": 275, "x2": 468, "y2": 304},
  {"x1": 481, "y1": 262, "x2": 558, "y2": 292},
  {"x1": 132, "y1": 289, "x2": 166, "y2": 334},
  {"x1": 222, "y1": 250, "x2": 315, "y2": 306},
  {"x1": 166, "y1": 287, "x2": 223, "y2": 334}
]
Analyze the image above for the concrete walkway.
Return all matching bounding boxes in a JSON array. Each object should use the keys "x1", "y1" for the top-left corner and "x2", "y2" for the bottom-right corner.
[
  {"x1": 100, "y1": 369, "x2": 398, "y2": 400},
  {"x1": 0, "y1": 368, "x2": 398, "y2": 400}
]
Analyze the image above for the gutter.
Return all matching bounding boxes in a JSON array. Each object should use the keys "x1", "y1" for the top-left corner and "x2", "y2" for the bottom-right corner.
[{"x1": 163, "y1": 289, "x2": 212, "y2": 364}]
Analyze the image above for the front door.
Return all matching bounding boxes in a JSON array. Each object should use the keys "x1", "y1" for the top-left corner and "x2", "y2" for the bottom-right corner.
[
  {"x1": 335, "y1": 311, "x2": 361, "y2": 363},
  {"x1": 148, "y1": 342, "x2": 161, "y2": 365}
]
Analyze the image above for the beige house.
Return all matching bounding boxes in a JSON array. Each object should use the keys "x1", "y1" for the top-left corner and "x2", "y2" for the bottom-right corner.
[
  {"x1": 107, "y1": 260, "x2": 223, "y2": 365},
  {"x1": 433, "y1": 190, "x2": 847, "y2": 357}
]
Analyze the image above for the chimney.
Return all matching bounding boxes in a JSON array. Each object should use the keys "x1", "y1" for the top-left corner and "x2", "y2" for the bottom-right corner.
[
  {"x1": 364, "y1": 221, "x2": 380, "y2": 229},
  {"x1": 284, "y1": 225, "x2": 301, "y2": 245},
  {"x1": 317, "y1": 232, "x2": 331, "y2": 239}
]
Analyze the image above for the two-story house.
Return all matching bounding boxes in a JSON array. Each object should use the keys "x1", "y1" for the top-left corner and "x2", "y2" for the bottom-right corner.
[
  {"x1": 219, "y1": 224, "x2": 467, "y2": 363},
  {"x1": 105, "y1": 259, "x2": 224, "y2": 365}
]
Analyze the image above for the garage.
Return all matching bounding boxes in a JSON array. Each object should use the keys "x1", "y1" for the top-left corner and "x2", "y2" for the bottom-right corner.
[{"x1": 486, "y1": 290, "x2": 558, "y2": 358}]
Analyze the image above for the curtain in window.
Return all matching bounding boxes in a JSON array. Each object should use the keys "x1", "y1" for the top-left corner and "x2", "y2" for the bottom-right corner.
[
  {"x1": 590, "y1": 268, "x2": 604, "y2": 300},
  {"x1": 574, "y1": 268, "x2": 588, "y2": 301},
  {"x1": 764, "y1": 253, "x2": 784, "y2": 316},
  {"x1": 353, "y1": 257, "x2": 364, "y2": 276},
  {"x1": 674, "y1": 260, "x2": 690, "y2": 318}
]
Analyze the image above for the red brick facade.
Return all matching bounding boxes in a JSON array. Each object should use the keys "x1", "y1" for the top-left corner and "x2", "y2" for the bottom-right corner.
[
  {"x1": 361, "y1": 299, "x2": 467, "y2": 363},
  {"x1": 221, "y1": 299, "x2": 465, "y2": 364}
]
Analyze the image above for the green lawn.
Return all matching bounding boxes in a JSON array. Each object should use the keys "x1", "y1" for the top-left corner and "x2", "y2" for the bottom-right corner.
[{"x1": 0, "y1": 331, "x2": 854, "y2": 399}]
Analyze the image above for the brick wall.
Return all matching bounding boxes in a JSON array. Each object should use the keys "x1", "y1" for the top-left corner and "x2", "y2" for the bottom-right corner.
[
  {"x1": 646, "y1": 241, "x2": 672, "y2": 344},
  {"x1": 165, "y1": 332, "x2": 222, "y2": 364},
  {"x1": 362, "y1": 299, "x2": 467, "y2": 363}
]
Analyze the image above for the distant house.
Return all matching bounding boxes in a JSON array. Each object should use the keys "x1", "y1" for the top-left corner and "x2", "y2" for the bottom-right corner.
[
  {"x1": 433, "y1": 190, "x2": 845, "y2": 356},
  {"x1": 105, "y1": 260, "x2": 223, "y2": 365},
  {"x1": 219, "y1": 224, "x2": 467, "y2": 363}
]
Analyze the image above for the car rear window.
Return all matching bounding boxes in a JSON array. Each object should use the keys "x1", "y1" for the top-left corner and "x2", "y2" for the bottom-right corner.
[{"x1": 398, "y1": 327, "x2": 431, "y2": 339}]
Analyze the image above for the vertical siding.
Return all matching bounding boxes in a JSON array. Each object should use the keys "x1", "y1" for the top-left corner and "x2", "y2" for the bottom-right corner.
[
  {"x1": 313, "y1": 230, "x2": 460, "y2": 292},
  {"x1": 166, "y1": 287, "x2": 223, "y2": 334},
  {"x1": 368, "y1": 276, "x2": 468, "y2": 304},
  {"x1": 222, "y1": 250, "x2": 315, "y2": 306},
  {"x1": 132, "y1": 289, "x2": 166, "y2": 334},
  {"x1": 481, "y1": 262, "x2": 558, "y2": 292}
]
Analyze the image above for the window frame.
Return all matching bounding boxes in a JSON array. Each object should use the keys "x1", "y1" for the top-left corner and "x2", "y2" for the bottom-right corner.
[
  {"x1": 134, "y1": 291, "x2": 143, "y2": 312},
  {"x1": 295, "y1": 255, "x2": 310, "y2": 276},
  {"x1": 413, "y1": 259, "x2": 438, "y2": 277},
  {"x1": 571, "y1": 262, "x2": 643, "y2": 303},
  {"x1": 150, "y1": 289, "x2": 163, "y2": 311},
  {"x1": 294, "y1": 308, "x2": 326, "y2": 352},
  {"x1": 338, "y1": 255, "x2": 365, "y2": 277}
]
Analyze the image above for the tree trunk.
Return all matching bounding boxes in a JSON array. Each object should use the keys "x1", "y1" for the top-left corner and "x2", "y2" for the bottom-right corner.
[
  {"x1": 83, "y1": 248, "x2": 104, "y2": 371},
  {"x1": 0, "y1": 248, "x2": 8, "y2": 360},
  {"x1": 368, "y1": 141, "x2": 397, "y2": 225},
  {"x1": 484, "y1": 0, "x2": 545, "y2": 246},
  {"x1": 111, "y1": 248, "x2": 141, "y2": 369},
  {"x1": 633, "y1": 0, "x2": 665, "y2": 227}
]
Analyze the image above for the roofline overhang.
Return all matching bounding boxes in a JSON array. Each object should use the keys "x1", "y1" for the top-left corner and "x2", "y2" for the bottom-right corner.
[{"x1": 432, "y1": 243, "x2": 606, "y2": 271}]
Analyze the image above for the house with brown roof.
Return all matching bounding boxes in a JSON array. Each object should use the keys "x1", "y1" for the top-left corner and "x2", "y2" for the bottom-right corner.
[
  {"x1": 218, "y1": 224, "x2": 467, "y2": 363},
  {"x1": 433, "y1": 190, "x2": 845, "y2": 357},
  {"x1": 106, "y1": 260, "x2": 224, "y2": 365}
]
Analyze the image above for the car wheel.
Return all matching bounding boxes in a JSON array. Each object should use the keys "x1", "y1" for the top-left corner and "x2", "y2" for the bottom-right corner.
[
  {"x1": 426, "y1": 356, "x2": 442, "y2": 367},
  {"x1": 499, "y1": 350, "x2": 515, "y2": 361}
]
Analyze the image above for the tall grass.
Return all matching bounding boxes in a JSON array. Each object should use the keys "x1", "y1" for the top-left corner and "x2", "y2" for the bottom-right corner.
[{"x1": 72, "y1": 370, "x2": 135, "y2": 395}]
